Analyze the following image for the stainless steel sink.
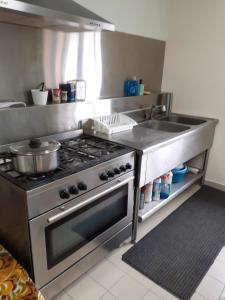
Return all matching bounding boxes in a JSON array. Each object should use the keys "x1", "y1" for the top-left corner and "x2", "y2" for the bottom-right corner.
[
  {"x1": 139, "y1": 120, "x2": 190, "y2": 132},
  {"x1": 162, "y1": 115, "x2": 206, "y2": 125}
]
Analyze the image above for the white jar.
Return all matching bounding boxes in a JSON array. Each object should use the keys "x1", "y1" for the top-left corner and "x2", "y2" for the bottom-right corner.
[{"x1": 31, "y1": 89, "x2": 48, "y2": 106}]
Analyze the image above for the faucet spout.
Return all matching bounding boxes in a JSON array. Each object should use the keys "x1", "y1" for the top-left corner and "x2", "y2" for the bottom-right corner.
[{"x1": 150, "y1": 105, "x2": 167, "y2": 120}]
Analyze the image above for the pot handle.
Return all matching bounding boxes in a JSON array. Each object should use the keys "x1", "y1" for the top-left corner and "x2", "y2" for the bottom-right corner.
[
  {"x1": 0, "y1": 152, "x2": 14, "y2": 159},
  {"x1": 29, "y1": 139, "x2": 42, "y2": 149}
]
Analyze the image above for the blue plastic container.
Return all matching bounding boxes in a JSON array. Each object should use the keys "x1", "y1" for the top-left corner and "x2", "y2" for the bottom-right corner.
[
  {"x1": 172, "y1": 166, "x2": 188, "y2": 183},
  {"x1": 124, "y1": 78, "x2": 138, "y2": 96}
]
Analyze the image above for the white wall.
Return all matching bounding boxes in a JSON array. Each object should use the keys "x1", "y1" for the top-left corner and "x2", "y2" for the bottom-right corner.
[
  {"x1": 76, "y1": 0, "x2": 224, "y2": 185},
  {"x1": 162, "y1": 0, "x2": 225, "y2": 185},
  {"x1": 75, "y1": 0, "x2": 168, "y2": 40}
]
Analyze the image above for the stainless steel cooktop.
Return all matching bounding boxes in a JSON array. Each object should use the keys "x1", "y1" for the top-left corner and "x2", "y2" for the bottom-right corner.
[{"x1": 0, "y1": 134, "x2": 132, "y2": 191}]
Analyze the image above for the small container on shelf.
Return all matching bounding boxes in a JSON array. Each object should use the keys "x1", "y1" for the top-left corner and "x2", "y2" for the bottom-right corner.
[
  {"x1": 139, "y1": 186, "x2": 146, "y2": 210},
  {"x1": 188, "y1": 166, "x2": 200, "y2": 174},
  {"x1": 138, "y1": 79, "x2": 145, "y2": 96},
  {"x1": 52, "y1": 88, "x2": 61, "y2": 104},
  {"x1": 145, "y1": 182, "x2": 153, "y2": 203},
  {"x1": 59, "y1": 84, "x2": 68, "y2": 103},
  {"x1": 152, "y1": 177, "x2": 161, "y2": 201},
  {"x1": 61, "y1": 90, "x2": 68, "y2": 103},
  {"x1": 76, "y1": 80, "x2": 86, "y2": 101},
  {"x1": 67, "y1": 80, "x2": 76, "y2": 102},
  {"x1": 124, "y1": 76, "x2": 138, "y2": 97},
  {"x1": 31, "y1": 89, "x2": 48, "y2": 106},
  {"x1": 160, "y1": 171, "x2": 173, "y2": 200},
  {"x1": 172, "y1": 165, "x2": 189, "y2": 183},
  {"x1": 31, "y1": 82, "x2": 48, "y2": 106}
]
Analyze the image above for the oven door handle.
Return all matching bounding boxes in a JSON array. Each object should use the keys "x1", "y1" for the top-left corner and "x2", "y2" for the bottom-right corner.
[{"x1": 47, "y1": 176, "x2": 134, "y2": 224}]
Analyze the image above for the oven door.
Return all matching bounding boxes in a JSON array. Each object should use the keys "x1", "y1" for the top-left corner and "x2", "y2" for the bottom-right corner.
[{"x1": 29, "y1": 172, "x2": 134, "y2": 289}]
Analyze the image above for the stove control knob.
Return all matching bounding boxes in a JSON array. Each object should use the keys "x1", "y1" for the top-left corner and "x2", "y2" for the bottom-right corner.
[
  {"x1": 125, "y1": 163, "x2": 132, "y2": 170},
  {"x1": 100, "y1": 173, "x2": 108, "y2": 181},
  {"x1": 78, "y1": 182, "x2": 87, "y2": 191},
  {"x1": 114, "y1": 168, "x2": 121, "y2": 175},
  {"x1": 69, "y1": 186, "x2": 79, "y2": 195},
  {"x1": 59, "y1": 189, "x2": 70, "y2": 199},
  {"x1": 107, "y1": 170, "x2": 115, "y2": 178},
  {"x1": 120, "y1": 165, "x2": 126, "y2": 172}
]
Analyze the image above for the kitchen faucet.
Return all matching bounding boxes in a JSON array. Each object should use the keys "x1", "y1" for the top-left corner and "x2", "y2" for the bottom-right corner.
[{"x1": 149, "y1": 105, "x2": 167, "y2": 120}]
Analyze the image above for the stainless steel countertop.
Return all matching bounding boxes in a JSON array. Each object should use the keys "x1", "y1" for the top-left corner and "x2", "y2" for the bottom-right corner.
[{"x1": 86, "y1": 113, "x2": 219, "y2": 154}]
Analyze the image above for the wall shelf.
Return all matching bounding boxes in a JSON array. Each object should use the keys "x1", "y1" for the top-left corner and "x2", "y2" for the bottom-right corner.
[{"x1": 138, "y1": 172, "x2": 204, "y2": 222}]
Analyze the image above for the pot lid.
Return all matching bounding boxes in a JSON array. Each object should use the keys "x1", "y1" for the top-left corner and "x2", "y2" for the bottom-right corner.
[{"x1": 10, "y1": 139, "x2": 61, "y2": 156}]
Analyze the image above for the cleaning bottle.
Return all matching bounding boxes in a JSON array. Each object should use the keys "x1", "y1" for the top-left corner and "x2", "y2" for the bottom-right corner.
[
  {"x1": 139, "y1": 186, "x2": 146, "y2": 209},
  {"x1": 124, "y1": 79, "x2": 130, "y2": 96},
  {"x1": 145, "y1": 182, "x2": 153, "y2": 203},
  {"x1": 138, "y1": 79, "x2": 145, "y2": 96},
  {"x1": 160, "y1": 171, "x2": 173, "y2": 200},
  {"x1": 152, "y1": 177, "x2": 161, "y2": 201}
]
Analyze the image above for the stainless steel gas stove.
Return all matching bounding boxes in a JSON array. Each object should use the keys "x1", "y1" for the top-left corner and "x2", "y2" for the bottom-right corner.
[{"x1": 0, "y1": 130, "x2": 135, "y2": 299}]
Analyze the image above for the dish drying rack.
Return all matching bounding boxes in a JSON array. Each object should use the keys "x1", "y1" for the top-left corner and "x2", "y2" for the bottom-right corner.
[{"x1": 93, "y1": 113, "x2": 137, "y2": 134}]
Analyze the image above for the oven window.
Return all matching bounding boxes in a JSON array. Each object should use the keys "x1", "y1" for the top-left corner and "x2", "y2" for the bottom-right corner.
[{"x1": 45, "y1": 185, "x2": 128, "y2": 269}]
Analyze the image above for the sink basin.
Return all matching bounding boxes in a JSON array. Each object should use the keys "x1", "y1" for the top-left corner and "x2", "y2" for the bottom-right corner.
[
  {"x1": 139, "y1": 120, "x2": 190, "y2": 132},
  {"x1": 162, "y1": 115, "x2": 206, "y2": 125}
]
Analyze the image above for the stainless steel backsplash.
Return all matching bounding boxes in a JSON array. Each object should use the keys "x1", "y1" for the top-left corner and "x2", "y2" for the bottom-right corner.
[
  {"x1": 0, "y1": 23, "x2": 165, "y2": 145},
  {"x1": 0, "y1": 23, "x2": 165, "y2": 103},
  {"x1": 0, "y1": 95, "x2": 160, "y2": 145}
]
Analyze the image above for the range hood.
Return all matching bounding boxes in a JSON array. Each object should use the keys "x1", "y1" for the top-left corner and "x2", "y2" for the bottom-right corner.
[{"x1": 0, "y1": 0, "x2": 115, "y2": 32}]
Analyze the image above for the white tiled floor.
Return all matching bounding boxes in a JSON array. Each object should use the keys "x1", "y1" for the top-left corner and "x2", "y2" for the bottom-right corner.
[{"x1": 54, "y1": 184, "x2": 225, "y2": 300}]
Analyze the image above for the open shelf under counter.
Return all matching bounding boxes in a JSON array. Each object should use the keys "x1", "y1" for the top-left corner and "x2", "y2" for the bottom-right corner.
[{"x1": 138, "y1": 172, "x2": 204, "y2": 222}]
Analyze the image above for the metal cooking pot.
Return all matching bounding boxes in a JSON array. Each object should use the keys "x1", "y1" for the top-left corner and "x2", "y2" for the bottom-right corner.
[{"x1": 9, "y1": 138, "x2": 61, "y2": 175}]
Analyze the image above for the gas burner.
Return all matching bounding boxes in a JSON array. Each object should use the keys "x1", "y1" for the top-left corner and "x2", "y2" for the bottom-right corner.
[
  {"x1": 0, "y1": 163, "x2": 13, "y2": 172},
  {"x1": 64, "y1": 158, "x2": 75, "y2": 163},
  {"x1": 27, "y1": 174, "x2": 47, "y2": 181},
  {"x1": 0, "y1": 152, "x2": 12, "y2": 165},
  {"x1": 101, "y1": 150, "x2": 110, "y2": 155},
  {"x1": 6, "y1": 170, "x2": 21, "y2": 178},
  {"x1": 26, "y1": 167, "x2": 63, "y2": 181}
]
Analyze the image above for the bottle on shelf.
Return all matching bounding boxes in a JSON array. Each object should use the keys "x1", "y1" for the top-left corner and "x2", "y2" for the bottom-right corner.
[
  {"x1": 145, "y1": 182, "x2": 153, "y2": 203},
  {"x1": 59, "y1": 84, "x2": 68, "y2": 103},
  {"x1": 67, "y1": 80, "x2": 76, "y2": 102},
  {"x1": 160, "y1": 171, "x2": 173, "y2": 200},
  {"x1": 152, "y1": 177, "x2": 161, "y2": 201},
  {"x1": 139, "y1": 186, "x2": 146, "y2": 209},
  {"x1": 138, "y1": 79, "x2": 145, "y2": 96}
]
